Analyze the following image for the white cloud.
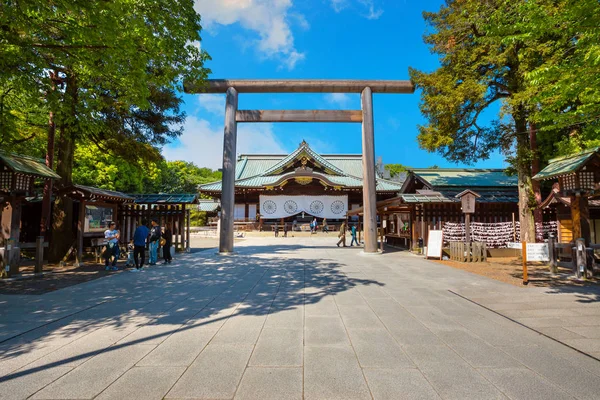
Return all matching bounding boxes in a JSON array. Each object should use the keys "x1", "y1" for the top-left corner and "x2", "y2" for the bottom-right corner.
[
  {"x1": 329, "y1": 0, "x2": 383, "y2": 19},
  {"x1": 325, "y1": 93, "x2": 352, "y2": 107},
  {"x1": 197, "y1": 94, "x2": 225, "y2": 116},
  {"x1": 163, "y1": 116, "x2": 287, "y2": 169},
  {"x1": 195, "y1": 0, "x2": 305, "y2": 69}
]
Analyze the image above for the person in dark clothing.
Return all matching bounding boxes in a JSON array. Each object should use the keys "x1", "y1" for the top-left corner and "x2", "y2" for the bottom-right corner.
[
  {"x1": 131, "y1": 220, "x2": 149, "y2": 271},
  {"x1": 163, "y1": 224, "x2": 173, "y2": 264},
  {"x1": 283, "y1": 223, "x2": 288, "y2": 237}
]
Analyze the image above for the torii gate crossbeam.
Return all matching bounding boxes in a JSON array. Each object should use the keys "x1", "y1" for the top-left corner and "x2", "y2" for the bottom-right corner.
[{"x1": 185, "y1": 79, "x2": 414, "y2": 254}]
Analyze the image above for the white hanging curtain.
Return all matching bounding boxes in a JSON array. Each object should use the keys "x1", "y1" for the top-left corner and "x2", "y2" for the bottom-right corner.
[{"x1": 259, "y1": 195, "x2": 348, "y2": 219}]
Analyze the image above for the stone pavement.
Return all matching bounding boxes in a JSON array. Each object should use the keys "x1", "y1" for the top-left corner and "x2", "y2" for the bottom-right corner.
[{"x1": 0, "y1": 236, "x2": 599, "y2": 399}]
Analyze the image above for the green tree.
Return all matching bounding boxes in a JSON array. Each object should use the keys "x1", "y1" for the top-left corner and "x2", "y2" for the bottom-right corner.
[
  {"x1": 384, "y1": 163, "x2": 409, "y2": 178},
  {"x1": 523, "y1": 0, "x2": 600, "y2": 139},
  {"x1": 409, "y1": 0, "x2": 568, "y2": 242},
  {"x1": 159, "y1": 161, "x2": 222, "y2": 193},
  {"x1": 1, "y1": 1, "x2": 210, "y2": 260},
  {"x1": 72, "y1": 145, "x2": 162, "y2": 193}
]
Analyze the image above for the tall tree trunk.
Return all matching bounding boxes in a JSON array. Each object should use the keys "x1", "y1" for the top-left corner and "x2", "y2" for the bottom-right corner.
[
  {"x1": 515, "y1": 116, "x2": 536, "y2": 243},
  {"x1": 40, "y1": 72, "x2": 59, "y2": 238},
  {"x1": 529, "y1": 122, "x2": 543, "y2": 242},
  {"x1": 48, "y1": 75, "x2": 77, "y2": 262}
]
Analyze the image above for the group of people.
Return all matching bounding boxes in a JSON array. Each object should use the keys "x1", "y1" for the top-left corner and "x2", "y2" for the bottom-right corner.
[
  {"x1": 336, "y1": 221, "x2": 359, "y2": 247},
  {"x1": 103, "y1": 219, "x2": 173, "y2": 272}
]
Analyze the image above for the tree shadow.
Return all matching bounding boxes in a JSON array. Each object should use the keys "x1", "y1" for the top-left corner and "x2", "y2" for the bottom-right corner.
[{"x1": 0, "y1": 242, "x2": 383, "y2": 384}]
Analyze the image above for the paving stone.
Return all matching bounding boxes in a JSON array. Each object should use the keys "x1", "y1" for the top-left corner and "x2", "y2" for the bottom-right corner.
[
  {"x1": 263, "y1": 307, "x2": 303, "y2": 329},
  {"x1": 304, "y1": 345, "x2": 371, "y2": 400},
  {"x1": 305, "y1": 316, "x2": 350, "y2": 347},
  {"x1": 500, "y1": 344, "x2": 600, "y2": 400},
  {"x1": 436, "y1": 330, "x2": 522, "y2": 368},
  {"x1": 31, "y1": 344, "x2": 155, "y2": 399},
  {"x1": 165, "y1": 344, "x2": 253, "y2": 399},
  {"x1": 420, "y1": 363, "x2": 508, "y2": 400},
  {"x1": 561, "y1": 338, "x2": 600, "y2": 353},
  {"x1": 304, "y1": 296, "x2": 339, "y2": 316},
  {"x1": 347, "y1": 328, "x2": 413, "y2": 368},
  {"x1": 0, "y1": 366, "x2": 72, "y2": 400},
  {"x1": 96, "y1": 366, "x2": 185, "y2": 400},
  {"x1": 363, "y1": 368, "x2": 441, "y2": 400},
  {"x1": 403, "y1": 344, "x2": 467, "y2": 366},
  {"x1": 478, "y1": 368, "x2": 575, "y2": 400},
  {"x1": 136, "y1": 326, "x2": 216, "y2": 366},
  {"x1": 563, "y1": 326, "x2": 600, "y2": 339},
  {"x1": 249, "y1": 328, "x2": 302, "y2": 366},
  {"x1": 337, "y1": 305, "x2": 385, "y2": 329},
  {"x1": 234, "y1": 367, "x2": 302, "y2": 400}
]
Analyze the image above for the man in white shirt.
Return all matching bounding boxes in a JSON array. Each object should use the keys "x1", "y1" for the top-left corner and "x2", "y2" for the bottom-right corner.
[{"x1": 104, "y1": 222, "x2": 120, "y2": 271}]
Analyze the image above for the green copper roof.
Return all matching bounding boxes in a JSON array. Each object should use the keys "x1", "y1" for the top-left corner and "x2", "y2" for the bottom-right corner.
[
  {"x1": 533, "y1": 147, "x2": 600, "y2": 181},
  {"x1": 198, "y1": 199, "x2": 220, "y2": 212},
  {"x1": 134, "y1": 193, "x2": 198, "y2": 204},
  {"x1": 0, "y1": 151, "x2": 60, "y2": 179},
  {"x1": 410, "y1": 168, "x2": 516, "y2": 188},
  {"x1": 261, "y1": 140, "x2": 345, "y2": 176}
]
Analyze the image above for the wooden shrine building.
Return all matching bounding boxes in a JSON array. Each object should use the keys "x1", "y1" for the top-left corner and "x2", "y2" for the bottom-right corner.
[
  {"x1": 199, "y1": 141, "x2": 404, "y2": 230},
  {"x1": 0, "y1": 152, "x2": 60, "y2": 276},
  {"x1": 534, "y1": 147, "x2": 600, "y2": 245},
  {"x1": 349, "y1": 168, "x2": 520, "y2": 249}
]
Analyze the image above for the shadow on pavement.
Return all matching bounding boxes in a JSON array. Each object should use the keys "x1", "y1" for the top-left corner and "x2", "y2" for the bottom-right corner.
[{"x1": 0, "y1": 242, "x2": 383, "y2": 383}]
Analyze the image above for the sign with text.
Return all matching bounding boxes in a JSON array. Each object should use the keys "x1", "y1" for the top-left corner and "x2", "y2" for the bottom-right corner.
[
  {"x1": 426, "y1": 230, "x2": 444, "y2": 259},
  {"x1": 461, "y1": 193, "x2": 477, "y2": 213},
  {"x1": 526, "y1": 243, "x2": 550, "y2": 262}
]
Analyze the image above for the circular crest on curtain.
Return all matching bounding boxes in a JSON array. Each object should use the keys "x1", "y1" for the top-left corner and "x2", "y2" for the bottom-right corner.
[
  {"x1": 284, "y1": 200, "x2": 298, "y2": 214},
  {"x1": 310, "y1": 200, "x2": 324, "y2": 214},
  {"x1": 331, "y1": 200, "x2": 345, "y2": 215},
  {"x1": 263, "y1": 200, "x2": 277, "y2": 214}
]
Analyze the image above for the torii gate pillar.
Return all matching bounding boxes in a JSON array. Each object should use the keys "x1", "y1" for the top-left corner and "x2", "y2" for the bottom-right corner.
[
  {"x1": 361, "y1": 87, "x2": 378, "y2": 253},
  {"x1": 219, "y1": 87, "x2": 238, "y2": 254}
]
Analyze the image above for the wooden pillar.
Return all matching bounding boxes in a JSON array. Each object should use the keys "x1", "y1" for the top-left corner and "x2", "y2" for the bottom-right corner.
[
  {"x1": 571, "y1": 194, "x2": 591, "y2": 246},
  {"x1": 186, "y1": 208, "x2": 191, "y2": 252},
  {"x1": 75, "y1": 200, "x2": 85, "y2": 266},
  {"x1": 220, "y1": 87, "x2": 238, "y2": 253},
  {"x1": 361, "y1": 86, "x2": 378, "y2": 253},
  {"x1": 465, "y1": 213, "x2": 471, "y2": 243},
  {"x1": 35, "y1": 236, "x2": 44, "y2": 273}
]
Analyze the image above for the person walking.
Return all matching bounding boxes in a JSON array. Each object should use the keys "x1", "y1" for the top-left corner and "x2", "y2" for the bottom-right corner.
[
  {"x1": 274, "y1": 221, "x2": 279, "y2": 237},
  {"x1": 162, "y1": 224, "x2": 173, "y2": 264},
  {"x1": 350, "y1": 224, "x2": 359, "y2": 246},
  {"x1": 283, "y1": 223, "x2": 288, "y2": 238},
  {"x1": 312, "y1": 218, "x2": 318, "y2": 234},
  {"x1": 323, "y1": 218, "x2": 329, "y2": 233},
  {"x1": 131, "y1": 220, "x2": 149, "y2": 271},
  {"x1": 103, "y1": 222, "x2": 120, "y2": 270},
  {"x1": 337, "y1": 221, "x2": 347, "y2": 247},
  {"x1": 148, "y1": 219, "x2": 161, "y2": 265}
]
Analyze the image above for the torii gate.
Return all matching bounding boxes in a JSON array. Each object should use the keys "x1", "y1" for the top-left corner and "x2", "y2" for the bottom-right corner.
[{"x1": 184, "y1": 79, "x2": 414, "y2": 254}]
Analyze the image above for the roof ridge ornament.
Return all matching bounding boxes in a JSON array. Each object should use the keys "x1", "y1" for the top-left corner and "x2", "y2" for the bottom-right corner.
[{"x1": 300, "y1": 139, "x2": 308, "y2": 147}]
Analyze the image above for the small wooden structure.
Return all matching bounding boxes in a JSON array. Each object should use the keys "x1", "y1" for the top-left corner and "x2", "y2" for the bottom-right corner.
[
  {"x1": 449, "y1": 241, "x2": 487, "y2": 262},
  {"x1": 59, "y1": 185, "x2": 134, "y2": 265},
  {"x1": 120, "y1": 194, "x2": 198, "y2": 252},
  {"x1": 0, "y1": 151, "x2": 59, "y2": 276},
  {"x1": 534, "y1": 147, "x2": 600, "y2": 246}
]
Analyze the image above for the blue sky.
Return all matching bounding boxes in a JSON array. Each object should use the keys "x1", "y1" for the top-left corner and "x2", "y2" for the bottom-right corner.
[{"x1": 163, "y1": 0, "x2": 506, "y2": 170}]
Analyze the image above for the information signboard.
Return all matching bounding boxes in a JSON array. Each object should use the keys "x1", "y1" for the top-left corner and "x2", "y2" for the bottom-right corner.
[
  {"x1": 426, "y1": 230, "x2": 443, "y2": 259},
  {"x1": 526, "y1": 243, "x2": 550, "y2": 262}
]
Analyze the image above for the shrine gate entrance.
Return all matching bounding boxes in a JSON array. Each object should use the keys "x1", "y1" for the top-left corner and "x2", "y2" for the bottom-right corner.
[{"x1": 185, "y1": 79, "x2": 414, "y2": 254}]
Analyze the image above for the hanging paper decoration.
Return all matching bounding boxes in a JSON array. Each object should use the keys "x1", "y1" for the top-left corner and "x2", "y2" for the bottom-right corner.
[{"x1": 259, "y1": 195, "x2": 348, "y2": 219}]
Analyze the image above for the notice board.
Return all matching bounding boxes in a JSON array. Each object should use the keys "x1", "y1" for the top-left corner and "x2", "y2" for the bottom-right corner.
[{"x1": 426, "y1": 230, "x2": 443, "y2": 259}]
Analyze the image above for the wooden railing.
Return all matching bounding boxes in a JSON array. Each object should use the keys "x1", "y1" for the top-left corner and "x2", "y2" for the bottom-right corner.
[{"x1": 449, "y1": 241, "x2": 487, "y2": 263}]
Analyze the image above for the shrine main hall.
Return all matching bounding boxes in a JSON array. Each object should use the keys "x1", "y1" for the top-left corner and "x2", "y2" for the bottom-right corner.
[{"x1": 199, "y1": 141, "x2": 404, "y2": 229}]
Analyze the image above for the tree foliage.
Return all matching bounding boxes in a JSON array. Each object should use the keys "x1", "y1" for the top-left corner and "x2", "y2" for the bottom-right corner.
[
  {"x1": 384, "y1": 163, "x2": 409, "y2": 178},
  {"x1": 408, "y1": 0, "x2": 580, "y2": 241},
  {"x1": 0, "y1": 0, "x2": 210, "y2": 259}
]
